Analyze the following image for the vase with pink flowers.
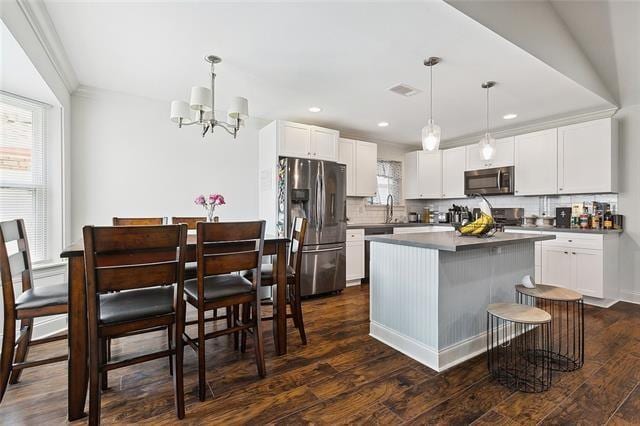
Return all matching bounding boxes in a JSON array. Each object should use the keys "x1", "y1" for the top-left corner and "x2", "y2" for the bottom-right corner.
[{"x1": 195, "y1": 193, "x2": 226, "y2": 222}]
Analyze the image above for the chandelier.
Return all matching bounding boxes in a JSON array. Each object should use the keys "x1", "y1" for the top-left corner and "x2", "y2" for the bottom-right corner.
[{"x1": 170, "y1": 55, "x2": 248, "y2": 138}]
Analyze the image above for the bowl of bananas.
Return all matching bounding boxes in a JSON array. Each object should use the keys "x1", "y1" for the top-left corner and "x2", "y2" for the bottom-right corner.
[{"x1": 455, "y1": 213, "x2": 497, "y2": 237}]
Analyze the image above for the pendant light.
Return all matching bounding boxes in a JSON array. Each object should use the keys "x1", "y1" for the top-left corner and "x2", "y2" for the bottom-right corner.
[
  {"x1": 421, "y1": 57, "x2": 441, "y2": 151},
  {"x1": 478, "y1": 81, "x2": 496, "y2": 161}
]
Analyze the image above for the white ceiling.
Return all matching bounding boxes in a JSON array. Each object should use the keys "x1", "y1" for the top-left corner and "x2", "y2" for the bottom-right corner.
[
  {"x1": 549, "y1": 0, "x2": 640, "y2": 108},
  {"x1": 43, "y1": 1, "x2": 613, "y2": 145}
]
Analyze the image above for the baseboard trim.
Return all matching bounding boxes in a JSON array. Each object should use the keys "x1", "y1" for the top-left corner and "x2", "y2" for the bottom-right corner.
[
  {"x1": 0, "y1": 315, "x2": 67, "y2": 341},
  {"x1": 583, "y1": 297, "x2": 619, "y2": 308},
  {"x1": 370, "y1": 321, "x2": 439, "y2": 371},
  {"x1": 370, "y1": 321, "x2": 521, "y2": 372},
  {"x1": 618, "y1": 290, "x2": 640, "y2": 305}
]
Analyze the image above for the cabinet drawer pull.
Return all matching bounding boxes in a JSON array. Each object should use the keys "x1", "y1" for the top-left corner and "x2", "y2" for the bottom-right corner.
[{"x1": 563, "y1": 251, "x2": 569, "y2": 254}]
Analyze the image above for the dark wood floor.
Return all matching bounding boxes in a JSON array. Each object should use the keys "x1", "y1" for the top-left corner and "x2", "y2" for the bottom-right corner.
[{"x1": 1, "y1": 285, "x2": 639, "y2": 425}]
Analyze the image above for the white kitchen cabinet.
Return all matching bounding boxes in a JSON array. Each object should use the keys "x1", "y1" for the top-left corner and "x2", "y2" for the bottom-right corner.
[
  {"x1": 572, "y1": 248, "x2": 604, "y2": 298},
  {"x1": 541, "y1": 246, "x2": 573, "y2": 288},
  {"x1": 514, "y1": 129, "x2": 558, "y2": 196},
  {"x1": 355, "y1": 141, "x2": 378, "y2": 197},
  {"x1": 338, "y1": 139, "x2": 356, "y2": 195},
  {"x1": 557, "y1": 118, "x2": 618, "y2": 194},
  {"x1": 442, "y1": 146, "x2": 466, "y2": 199},
  {"x1": 404, "y1": 150, "x2": 442, "y2": 199},
  {"x1": 311, "y1": 126, "x2": 339, "y2": 161},
  {"x1": 465, "y1": 137, "x2": 514, "y2": 170},
  {"x1": 274, "y1": 120, "x2": 338, "y2": 161},
  {"x1": 346, "y1": 229, "x2": 365, "y2": 282},
  {"x1": 338, "y1": 138, "x2": 377, "y2": 197}
]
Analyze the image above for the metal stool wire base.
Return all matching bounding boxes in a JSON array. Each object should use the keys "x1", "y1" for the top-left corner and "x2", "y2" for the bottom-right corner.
[
  {"x1": 517, "y1": 291, "x2": 584, "y2": 372},
  {"x1": 487, "y1": 313, "x2": 552, "y2": 393}
]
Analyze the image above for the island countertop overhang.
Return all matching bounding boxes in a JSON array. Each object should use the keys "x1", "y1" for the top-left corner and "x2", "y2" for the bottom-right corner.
[{"x1": 365, "y1": 231, "x2": 555, "y2": 252}]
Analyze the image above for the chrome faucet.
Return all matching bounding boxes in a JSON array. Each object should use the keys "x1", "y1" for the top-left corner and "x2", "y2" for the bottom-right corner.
[{"x1": 385, "y1": 194, "x2": 394, "y2": 223}]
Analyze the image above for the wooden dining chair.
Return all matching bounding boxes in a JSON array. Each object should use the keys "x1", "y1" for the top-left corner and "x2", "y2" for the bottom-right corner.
[
  {"x1": 171, "y1": 216, "x2": 230, "y2": 325},
  {"x1": 112, "y1": 217, "x2": 166, "y2": 226},
  {"x1": 244, "y1": 217, "x2": 308, "y2": 344},
  {"x1": 0, "y1": 219, "x2": 68, "y2": 404},
  {"x1": 83, "y1": 224, "x2": 187, "y2": 425},
  {"x1": 171, "y1": 217, "x2": 206, "y2": 230},
  {"x1": 183, "y1": 221, "x2": 266, "y2": 401}
]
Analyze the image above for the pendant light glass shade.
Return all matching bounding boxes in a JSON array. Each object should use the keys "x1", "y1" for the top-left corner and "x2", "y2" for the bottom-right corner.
[
  {"x1": 478, "y1": 132, "x2": 496, "y2": 161},
  {"x1": 422, "y1": 119, "x2": 441, "y2": 151},
  {"x1": 422, "y1": 57, "x2": 441, "y2": 151},
  {"x1": 478, "y1": 81, "x2": 496, "y2": 161}
]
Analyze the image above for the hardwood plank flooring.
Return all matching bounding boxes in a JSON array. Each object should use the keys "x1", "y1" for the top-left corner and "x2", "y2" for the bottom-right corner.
[{"x1": 1, "y1": 285, "x2": 639, "y2": 425}]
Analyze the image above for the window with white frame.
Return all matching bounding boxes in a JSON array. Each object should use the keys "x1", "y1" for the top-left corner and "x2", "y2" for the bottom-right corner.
[
  {"x1": 0, "y1": 93, "x2": 48, "y2": 263},
  {"x1": 369, "y1": 160, "x2": 402, "y2": 205}
]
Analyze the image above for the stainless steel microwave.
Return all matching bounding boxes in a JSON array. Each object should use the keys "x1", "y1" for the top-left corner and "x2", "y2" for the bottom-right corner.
[{"x1": 464, "y1": 166, "x2": 514, "y2": 195}]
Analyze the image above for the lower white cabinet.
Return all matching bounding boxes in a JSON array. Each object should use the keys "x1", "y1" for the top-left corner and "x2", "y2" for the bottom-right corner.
[
  {"x1": 346, "y1": 229, "x2": 365, "y2": 282},
  {"x1": 505, "y1": 229, "x2": 617, "y2": 299}
]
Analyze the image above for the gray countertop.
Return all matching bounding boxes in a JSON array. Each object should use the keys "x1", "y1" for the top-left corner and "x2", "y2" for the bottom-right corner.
[
  {"x1": 503, "y1": 225, "x2": 623, "y2": 235},
  {"x1": 348, "y1": 222, "x2": 622, "y2": 235},
  {"x1": 346, "y1": 222, "x2": 451, "y2": 229},
  {"x1": 365, "y1": 231, "x2": 555, "y2": 252}
]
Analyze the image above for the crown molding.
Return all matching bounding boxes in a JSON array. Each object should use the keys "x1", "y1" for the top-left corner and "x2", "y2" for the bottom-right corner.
[
  {"x1": 17, "y1": 0, "x2": 79, "y2": 93},
  {"x1": 441, "y1": 106, "x2": 618, "y2": 149}
]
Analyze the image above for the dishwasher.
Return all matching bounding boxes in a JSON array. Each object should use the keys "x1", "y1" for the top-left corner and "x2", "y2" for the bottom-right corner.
[{"x1": 362, "y1": 226, "x2": 394, "y2": 284}]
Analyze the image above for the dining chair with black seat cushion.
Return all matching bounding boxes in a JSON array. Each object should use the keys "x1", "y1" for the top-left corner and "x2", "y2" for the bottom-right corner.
[
  {"x1": 112, "y1": 217, "x2": 166, "y2": 226},
  {"x1": 83, "y1": 224, "x2": 188, "y2": 425},
  {"x1": 183, "y1": 221, "x2": 266, "y2": 402},
  {"x1": 244, "y1": 217, "x2": 308, "y2": 345},
  {"x1": 0, "y1": 219, "x2": 68, "y2": 404},
  {"x1": 172, "y1": 216, "x2": 231, "y2": 326}
]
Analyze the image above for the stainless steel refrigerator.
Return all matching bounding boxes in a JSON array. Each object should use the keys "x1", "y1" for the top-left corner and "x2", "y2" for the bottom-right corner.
[{"x1": 277, "y1": 158, "x2": 347, "y2": 296}]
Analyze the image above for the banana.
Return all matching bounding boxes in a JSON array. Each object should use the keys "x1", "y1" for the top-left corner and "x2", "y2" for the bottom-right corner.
[{"x1": 459, "y1": 213, "x2": 494, "y2": 236}]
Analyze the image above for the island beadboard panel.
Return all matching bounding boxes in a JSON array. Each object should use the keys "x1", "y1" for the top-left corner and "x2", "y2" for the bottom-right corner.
[{"x1": 369, "y1": 240, "x2": 535, "y2": 371}]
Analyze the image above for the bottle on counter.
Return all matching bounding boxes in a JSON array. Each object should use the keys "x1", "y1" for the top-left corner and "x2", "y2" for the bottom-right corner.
[
  {"x1": 591, "y1": 214, "x2": 600, "y2": 229},
  {"x1": 603, "y1": 209, "x2": 613, "y2": 230}
]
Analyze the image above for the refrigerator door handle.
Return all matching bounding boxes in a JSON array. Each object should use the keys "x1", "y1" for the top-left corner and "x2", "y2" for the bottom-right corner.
[{"x1": 303, "y1": 247, "x2": 343, "y2": 254}]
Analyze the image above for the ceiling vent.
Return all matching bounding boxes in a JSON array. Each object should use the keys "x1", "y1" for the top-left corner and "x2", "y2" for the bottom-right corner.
[{"x1": 388, "y1": 84, "x2": 422, "y2": 97}]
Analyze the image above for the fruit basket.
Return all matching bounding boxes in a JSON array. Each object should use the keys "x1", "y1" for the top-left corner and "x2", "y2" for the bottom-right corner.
[{"x1": 454, "y1": 213, "x2": 498, "y2": 238}]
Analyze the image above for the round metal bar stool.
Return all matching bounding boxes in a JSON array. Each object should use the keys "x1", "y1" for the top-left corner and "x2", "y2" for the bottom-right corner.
[
  {"x1": 487, "y1": 303, "x2": 552, "y2": 393},
  {"x1": 516, "y1": 284, "x2": 584, "y2": 372}
]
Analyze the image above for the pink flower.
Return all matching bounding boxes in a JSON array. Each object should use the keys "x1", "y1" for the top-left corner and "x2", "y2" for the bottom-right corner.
[
  {"x1": 194, "y1": 194, "x2": 206, "y2": 206},
  {"x1": 208, "y1": 193, "x2": 226, "y2": 206}
]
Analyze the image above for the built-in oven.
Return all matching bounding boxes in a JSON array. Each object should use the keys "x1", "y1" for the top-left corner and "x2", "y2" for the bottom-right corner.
[{"x1": 464, "y1": 166, "x2": 514, "y2": 196}]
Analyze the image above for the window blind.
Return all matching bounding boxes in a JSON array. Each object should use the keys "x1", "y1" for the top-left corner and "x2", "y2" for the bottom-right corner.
[{"x1": 0, "y1": 93, "x2": 47, "y2": 262}]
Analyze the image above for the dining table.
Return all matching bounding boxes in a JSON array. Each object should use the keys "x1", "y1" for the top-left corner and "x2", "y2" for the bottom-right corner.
[{"x1": 60, "y1": 233, "x2": 290, "y2": 421}]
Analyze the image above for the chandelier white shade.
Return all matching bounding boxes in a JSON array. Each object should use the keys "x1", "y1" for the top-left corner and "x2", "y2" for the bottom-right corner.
[
  {"x1": 422, "y1": 119, "x2": 441, "y2": 151},
  {"x1": 477, "y1": 81, "x2": 496, "y2": 161},
  {"x1": 421, "y1": 57, "x2": 441, "y2": 151},
  {"x1": 189, "y1": 86, "x2": 212, "y2": 111},
  {"x1": 170, "y1": 54, "x2": 247, "y2": 139},
  {"x1": 170, "y1": 100, "x2": 192, "y2": 124},
  {"x1": 228, "y1": 96, "x2": 249, "y2": 120}
]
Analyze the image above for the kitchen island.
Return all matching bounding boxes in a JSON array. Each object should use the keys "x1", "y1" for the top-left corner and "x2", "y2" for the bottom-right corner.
[{"x1": 366, "y1": 231, "x2": 555, "y2": 372}]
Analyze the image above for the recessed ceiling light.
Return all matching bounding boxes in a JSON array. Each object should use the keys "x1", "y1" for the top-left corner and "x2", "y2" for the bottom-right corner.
[
  {"x1": 308, "y1": 106, "x2": 321, "y2": 113},
  {"x1": 378, "y1": 121, "x2": 389, "y2": 127},
  {"x1": 503, "y1": 113, "x2": 518, "y2": 120}
]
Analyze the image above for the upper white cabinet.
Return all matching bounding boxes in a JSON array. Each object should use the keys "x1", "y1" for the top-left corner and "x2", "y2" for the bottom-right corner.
[
  {"x1": 442, "y1": 146, "x2": 466, "y2": 199},
  {"x1": 557, "y1": 118, "x2": 618, "y2": 194},
  {"x1": 404, "y1": 150, "x2": 442, "y2": 199},
  {"x1": 338, "y1": 138, "x2": 377, "y2": 197},
  {"x1": 275, "y1": 121, "x2": 338, "y2": 161},
  {"x1": 465, "y1": 137, "x2": 514, "y2": 170},
  {"x1": 514, "y1": 129, "x2": 558, "y2": 196}
]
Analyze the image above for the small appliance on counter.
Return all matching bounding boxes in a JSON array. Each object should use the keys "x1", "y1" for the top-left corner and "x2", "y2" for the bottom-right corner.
[
  {"x1": 408, "y1": 212, "x2": 419, "y2": 223},
  {"x1": 438, "y1": 211, "x2": 450, "y2": 223},
  {"x1": 556, "y1": 207, "x2": 572, "y2": 228},
  {"x1": 490, "y1": 208, "x2": 525, "y2": 226}
]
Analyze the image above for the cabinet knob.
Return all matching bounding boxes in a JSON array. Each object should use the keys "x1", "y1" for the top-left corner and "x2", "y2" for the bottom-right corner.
[
  {"x1": 563, "y1": 251, "x2": 569, "y2": 254},
  {"x1": 559, "y1": 188, "x2": 563, "y2": 191},
  {"x1": 568, "y1": 239, "x2": 573, "y2": 242},
  {"x1": 307, "y1": 152, "x2": 311, "y2": 155},
  {"x1": 314, "y1": 152, "x2": 317, "y2": 156},
  {"x1": 572, "y1": 252, "x2": 576, "y2": 255}
]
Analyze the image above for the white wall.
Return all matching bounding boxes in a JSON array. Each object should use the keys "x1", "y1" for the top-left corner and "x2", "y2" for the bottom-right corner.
[
  {"x1": 70, "y1": 88, "x2": 268, "y2": 240},
  {"x1": 616, "y1": 104, "x2": 640, "y2": 303}
]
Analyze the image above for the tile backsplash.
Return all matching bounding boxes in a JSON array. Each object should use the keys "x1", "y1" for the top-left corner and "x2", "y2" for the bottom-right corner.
[
  {"x1": 406, "y1": 194, "x2": 619, "y2": 218},
  {"x1": 346, "y1": 194, "x2": 619, "y2": 224}
]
